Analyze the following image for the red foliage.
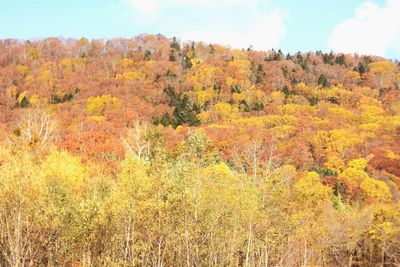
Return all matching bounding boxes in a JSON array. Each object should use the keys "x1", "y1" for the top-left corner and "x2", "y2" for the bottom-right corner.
[
  {"x1": 369, "y1": 145, "x2": 400, "y2": 177},
  {"x1": 57, "y1": 130, "x2": 125, "y2": 175}
]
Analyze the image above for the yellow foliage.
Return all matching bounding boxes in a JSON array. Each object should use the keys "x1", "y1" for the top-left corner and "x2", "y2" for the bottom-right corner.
[
  {"x1": 325, "y1": 129, "x2": 363, "y2": 155},
  {"x1": 347, "y1": 158, "x2": 368, "y2": 170},
  {"x1": 40, "y1": 149, "x2": 90, "y2": 190},
  {"x1": 231, "y1": 114, "x2": 295, "y2": 129},
  {"x1": 270, "y1": 91, "x2": 286, "y2": 105},
  {"x1": 368, "y1": 204, "x2": 400, "y2": 242},
  {"x1": 279, "y1": 165, "x2": 298, "y2": 181},
  {"x1": 324, "y1": 154, "x2": 345, "y2": 174},
  {"x1": 17, "y1": 91, "x2": 29, "y2": 105},
  {"x1": 352, "y1": 86, "x2": 377, "y2": 98},
  {"x1": 89, "y1": 115, "x2": 106, "y2": 122},
  {"x1": 197, "y1": 111, "x2": 210, "y2": 124},
  {"x1": 294, "y1": 82, "x2": 316, "y2": 98},
  {"x1": 360, "y1": 177, "x2": 391, "y2": 202},
  {"x1": 243, "y1": 89, "x2": 267, "y2": 105},
  {"x1": 16, "y1": 64, "x2": 29, "y2": 77},
  {"x1": 28, "y1": 47, "x2": 41, "y2": 60},
  {"x1": 117, "y1": 156, "x2": 151, "y2": 195},
  {"x1": 228, "y1": 59, "x2": 252, "y2": 78},
  {"x1": 358, "y1": 96, "x2": 380, "y2": 106},
  {"x1": 195, "y1": 88, "x2": 216, "y2": 106},
  {"x1": 368, "y1": 61, "x2": 396, "y2": 75},
  {"x1": 29, "y1": 95, "x2": 48, "y2": 106},
  {"x1": 345, "y1": 70, "x2": 361, "y2": 82},
  {"x1": 60, "y1": 58, "x2": 86, "y2": 70},
  {"x1": 280, "y1": 104, "x2": 314, "y2": 116},
  {"x1": 78, "y1": 37, "x2": 89, "y2": 46},
  {"x1": 387, "y1": 151, "x2": 400, "y2": 161},
  {"x1": 338, "y1": 159, "x2": 369, "y2": 190},
  {"x1": 294, "y1": 172, "x2": 331, "y2": 205},
  {"x1": 190, "y1": 58, "x2": 203, "y2": 67},
  {"x1": 294, "y1": 82, "x2": 310, "y2": 94},
  {"x1": 25, "y1": 75, "x2": 34, "y2": 83},
  {"x1": 86, "y1": 95, "x2": 120, "y2": 115},
  {"x1": 206, "y1": 163, "x2": 233, "y2": 180},
  {"x1": 118, "y1": 71, "x2": 144, "y2": 81},
  {"x1": 213, "y1": 102, "x2": 240, "y2": 121},
  {"x1": 271, "y1": 125, "x2": 295, "y2": 140},
  {"x1": 318, "y1": 86, "x2": 353, "y2": 104},
  {"x1": 38, "y1": 69, "x2": 51, "y2": 82},
  {"x1": 358, "y1": 103, "x2": 385, "y2": 124},
  {"x1": 188, "y1": 64, "x2": 223, "y2": 88},
  {"x1": 359, "y1": 123, "x2": 380, "y2": 132},
  {"x1": 232, "y1": 92, "x2": 246, "y2": 103},
  {"x1": 327, "y1": 107, "x2": 354, "y2": 122},
  {"x1": 228, "y1": 59, "x2": 251, "y2": 70},
  {"x1": 369, "y1": 61, "x2": 396, "y2": 90},
  {"x1": 119, "y1": 58, "x2": 134, "y2": 69},
  {"x1": 226, "y1": 76, "x2": 238, "y2": 88},
  {"x1": 60, "y1": 58, "x2": 74, "y2": 69},
  {"x1": 231, "y1": 49, "x2": 248, "y2": 60}
]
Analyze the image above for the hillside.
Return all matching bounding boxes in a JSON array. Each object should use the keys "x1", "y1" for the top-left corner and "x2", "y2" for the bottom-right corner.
[{"x1": 1, "y1": 35, "x2": 400, "y2": 266}]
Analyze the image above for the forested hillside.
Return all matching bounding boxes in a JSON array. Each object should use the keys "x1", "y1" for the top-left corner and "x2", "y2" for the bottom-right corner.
[{"x1": 1, "y1": 35, "x2": 400, "y2": 266}]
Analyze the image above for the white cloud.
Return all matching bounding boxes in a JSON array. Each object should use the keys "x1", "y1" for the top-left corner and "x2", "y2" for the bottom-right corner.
[
  {"x1": 125, "y1": 0, "x2": 259, "y2": 16},
  {"x1": 328, "y1": 0, "x2": 400, "y2": 57},
  {"x1": 124, "y1": 0, "x2": 159, "y2": 19},
  {"x1": 124, "y1": 0, "x2": 286, "y2": 50},
  {"x1": 181, "y1": 9, "x2": 285, "y2": 50}
]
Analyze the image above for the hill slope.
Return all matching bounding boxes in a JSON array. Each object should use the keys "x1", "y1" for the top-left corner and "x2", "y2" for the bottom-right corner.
[{"x1": 1, "y1": 35, "x2": 400, "y2": 266}]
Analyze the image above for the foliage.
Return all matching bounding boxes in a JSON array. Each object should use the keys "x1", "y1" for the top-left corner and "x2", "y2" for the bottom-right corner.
[
  {"x1": 360, "y1": 177, "x2": 392, "y2": 203},
  {"x1": 157, "y1": 86, "x2": 200, "y2": 128},
  {"x1": 0, "y1": 35, "x2": 399, "y2": 266},
  {"x1": 86, "y1": 94, "x2": 120, "y2": 116}
]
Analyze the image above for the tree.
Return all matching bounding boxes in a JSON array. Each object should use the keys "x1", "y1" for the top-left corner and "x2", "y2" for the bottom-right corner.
[
  {"x1": 344, "y1": 70, "x2": 361, "y2": 85},
  {"x1": 122, "y1": 121, "x2": 151, "y2": 161},
  {"x1": 170, "y1": 36, "x2": 180, "y2": 51},
  {"x1": 294, "y1": 171, "x2": 331, "y2": 205},
  {"x1": 360, "y1": 177, "x2": 391, "y2": 203},
  {"x1": 338, "y1": 158, "x2": 370, "y2": 199},
  {"x1": 368, "y1": 61, "x2": 396, "y2": 92},
  {"x1": 335, "y1": 54, "x2": 346, "y2": 66},
  {"x1": 318, "y1": 74, "x2": 330, "y2": 87},
  {"x1": 17, "y1": 106, "x2": 57, "y2": 147},
  {"x1": 158, "y1": 86, "x2": 200, "y2": 128},
  {"x1": 0, "y1": 35, "x2": 400, "y2": 266},
  {"x1": 109, "y1": 156, "x2": 155, "y2": 264},
  {"x1": 0, "y1": 146, "x2": 43, "y2": 266},
  {"x1": 86, "y1": 94, "x2": 120, "y2": 116},
  {"x1": 144, "y1": 50, "x2": 152, "y2": 61}
]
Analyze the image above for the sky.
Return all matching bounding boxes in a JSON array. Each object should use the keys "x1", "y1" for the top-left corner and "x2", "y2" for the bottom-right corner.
[{"x1": 0, "y1": 0, "x2": 399, "y2": 59}]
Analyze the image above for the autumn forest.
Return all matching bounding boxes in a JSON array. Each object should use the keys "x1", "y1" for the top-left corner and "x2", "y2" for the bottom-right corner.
[{"x1": 1, "y1": 35, "x2": 400, "y2": 266}]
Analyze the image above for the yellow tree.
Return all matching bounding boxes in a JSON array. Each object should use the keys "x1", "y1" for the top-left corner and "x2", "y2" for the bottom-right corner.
[
  {"x1": 38, "y1": 149, "x2": 95, "y2": 264},
  {"x1": 344, "y1": 70, "x2": 361, "y2": 85},
  {"x1": 360, "y1": 177, "x2": 391, "y2": 203},
  {"x1": 0, "y1": 146, "x2": 45, "y2": 266},
  {"x1": 366, "y1": 204, "x2": 400, "y2": 265},
  {"x1": 86, "y1": 94, "x2": 120, "y2": 118},
  {"x1": 368, "y1": 61, "x2": 396, "y2": 92},
  {"x1": 292, "y1": 171, "x2": 332, "y2": 266},
  {"x1": 109, "y1": 156, "x2": 155, "y2": 264}
]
